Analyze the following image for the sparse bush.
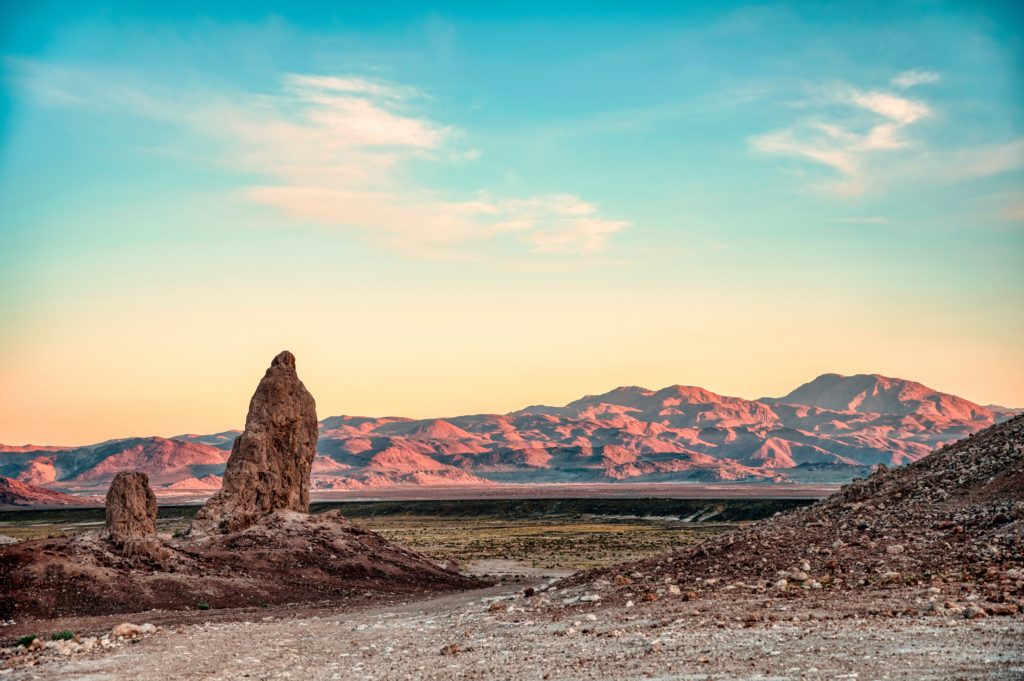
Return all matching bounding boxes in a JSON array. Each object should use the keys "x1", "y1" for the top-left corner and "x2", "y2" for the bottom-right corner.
[
  {"x1": 16, "y1": 634, "x2": 37, "y2": 647},
  {"x1": 51, "y1": 631, "x2": 74, "y2": 641},
  {"x1": 196, "y1": 601, "x2": 211, "y2": 610}
]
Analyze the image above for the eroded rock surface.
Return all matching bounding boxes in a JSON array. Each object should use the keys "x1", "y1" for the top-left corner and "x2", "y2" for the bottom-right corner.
[
  {"x1": 189, "y1": 350, "x2": 318, "y2": 535},
  {"x1": 103, "y1": 471, "x2": 165, "y2": 560}
]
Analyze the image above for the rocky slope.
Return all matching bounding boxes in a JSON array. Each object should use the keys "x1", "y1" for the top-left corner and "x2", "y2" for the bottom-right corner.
[
  {"x1": 2, "y1": 373, "x2": 1018, "y2": 494},
  {"x1": 564, "y1": 413, "x2": 1024, "y2": 609}
]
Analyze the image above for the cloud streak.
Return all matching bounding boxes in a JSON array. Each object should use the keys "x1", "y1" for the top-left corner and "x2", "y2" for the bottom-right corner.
[
  {"x1": 10, "y1": 59, "x2": 628, "y2": 261},
  {"x1": 891, "y1": 69, "x2": 941, "y2": 89},
  {"x1": 749, "y1": 78, "x2": 934, "y2": 195}
]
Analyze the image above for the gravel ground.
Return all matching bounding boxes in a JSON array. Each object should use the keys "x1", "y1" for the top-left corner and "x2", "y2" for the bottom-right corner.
[{"x1": 5, "y1": 582, "x2": 1022, "y2": 681}]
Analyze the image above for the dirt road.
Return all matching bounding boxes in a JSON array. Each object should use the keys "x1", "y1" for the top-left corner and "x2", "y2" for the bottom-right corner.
[{"x1": 7, "y1": 581, "x2": 1022, "y2": 681}]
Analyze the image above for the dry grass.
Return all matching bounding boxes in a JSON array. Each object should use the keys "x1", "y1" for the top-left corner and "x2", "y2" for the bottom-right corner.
[{"x1": 361, "y1": 515, "x2": 738, "y2": 570}]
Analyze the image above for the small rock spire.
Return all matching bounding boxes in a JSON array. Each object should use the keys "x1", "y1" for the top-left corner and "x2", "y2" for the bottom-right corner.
[{"x1": 104, "y1": 471, "x2": 166, "y2": 561}]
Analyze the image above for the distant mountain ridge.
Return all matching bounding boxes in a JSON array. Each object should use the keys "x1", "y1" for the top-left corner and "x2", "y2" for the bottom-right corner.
[
  {"x1": 0, "y1": 477, "x2": 100, "y2": 508},
  {"x1": 1, "y1": 373, "x2": 1018, "y2": 496}
]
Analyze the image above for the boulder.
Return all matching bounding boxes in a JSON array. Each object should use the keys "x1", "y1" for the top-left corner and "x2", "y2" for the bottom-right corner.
[
  {"x1": 189, "y1": 350, "x2": 318, "y2": 535},
  {"x1": 104, "y1": 471, "x2": 165, "y2": 560}
]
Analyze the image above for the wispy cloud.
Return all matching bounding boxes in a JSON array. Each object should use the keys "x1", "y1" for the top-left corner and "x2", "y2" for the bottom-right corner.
[
  {"x1": 891, "y1": 69, "x2": 940, "y2": 89},
  {"x1": 833, "y1": 216, "x2": 890, "y2": 225},
  {"x1": 848, "y1": 90, "x2": 930, "y2": 125},
  {"x1": 283, "y1": 74, "x2": 418, "y2": 100},
  {"x1": 936, "y1": 138, "x2": 1024, "y2": 181},
  {"x1": 750, "y1": 78, "x2": 934, "y2": 196},
  {"x1": 10, "y1": 59, "x2": 628, "y2": 261},
  {"x1": 1000, "y1": 203, "x2": 1024, "y2": 222}
]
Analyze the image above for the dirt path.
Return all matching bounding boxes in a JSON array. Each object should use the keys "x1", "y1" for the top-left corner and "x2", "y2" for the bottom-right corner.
[{"x1": 8, "y1": 583, "x2": 1023, "y2": 680}]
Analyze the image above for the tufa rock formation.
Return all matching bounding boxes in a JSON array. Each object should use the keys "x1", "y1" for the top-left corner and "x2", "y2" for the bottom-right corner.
[
  {"x1": 103, "y1": 471, "x2": 166, "y2": 561},
  {"x1": 189, "y1": 350, "x2": 318, "y2": 535},
  {"x1": 0, "y1": 350, "x2": 481, "y2": 620}
]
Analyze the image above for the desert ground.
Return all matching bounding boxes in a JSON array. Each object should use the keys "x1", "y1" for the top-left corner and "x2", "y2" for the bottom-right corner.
[
  {"x1": 3, "y1": 498, "x2": 1023, "y2": 680},
  {"x1": 3, "y1": 575, "x2": 1022, "y2": 680}
]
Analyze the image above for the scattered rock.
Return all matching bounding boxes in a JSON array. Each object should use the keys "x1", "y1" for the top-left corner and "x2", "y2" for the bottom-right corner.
[
  {"x1": 963, "y1": 605, "x2": 988, "y2": 619},
  {"x1": 111, "y1": 623, "x2": 147, "y2": 639},
  {"x1": 880, "y1": 571, "x2": 902, "y2": 585},
  {"x1": 986, "y1": 603, "x2": 1019, "y2": 616}
]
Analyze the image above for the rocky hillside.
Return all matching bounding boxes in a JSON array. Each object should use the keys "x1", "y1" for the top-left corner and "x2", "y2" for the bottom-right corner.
[
  {"x1": 1, "y1": 373, "x2": 1018, "y2": 493},
  {"x1": 565, "y1": 413, "x2": 1024, "y2": 609}
]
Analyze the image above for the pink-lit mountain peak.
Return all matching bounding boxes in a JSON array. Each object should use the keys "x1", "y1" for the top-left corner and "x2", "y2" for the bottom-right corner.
[
  {"x1": 406, "y1": 419, "x2": 474, "y2": 440},
  {"x1": 564, "y1": 383, "x2": 776, "y2": 430},
  {"x1": 567, "y1": 384, "x2": 729, "y2": 411},
  {"x1": 774, "y1": 373, "x2": 989, "y2": 420}
]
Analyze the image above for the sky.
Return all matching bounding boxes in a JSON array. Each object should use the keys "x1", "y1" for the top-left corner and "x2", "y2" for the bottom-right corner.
[{"x1": 1, "y1": 1, "x2": 1022, "y2": 445}]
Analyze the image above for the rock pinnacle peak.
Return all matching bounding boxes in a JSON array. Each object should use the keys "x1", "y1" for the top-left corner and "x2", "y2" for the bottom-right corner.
[{"x1": 272, "y1": 350, "x2": 296, "y2": 368}]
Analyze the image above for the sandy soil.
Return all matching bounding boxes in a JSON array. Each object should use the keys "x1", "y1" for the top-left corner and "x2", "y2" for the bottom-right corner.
[{"x1": 6, "y1": 581, "x2": 1022, "y2": 680}]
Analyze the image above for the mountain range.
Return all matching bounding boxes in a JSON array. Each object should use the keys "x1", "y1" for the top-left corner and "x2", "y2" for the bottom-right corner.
[{"x1": 1, "y1": 373, "x2": 1018, "y2": 498}]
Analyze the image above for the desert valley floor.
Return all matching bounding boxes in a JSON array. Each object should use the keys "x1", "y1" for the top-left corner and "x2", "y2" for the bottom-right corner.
[{"x1": 2, "y1": 493, "x2": 1023, "y2": 680}]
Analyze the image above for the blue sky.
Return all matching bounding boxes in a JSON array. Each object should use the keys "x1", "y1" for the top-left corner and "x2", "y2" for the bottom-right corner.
[{"x1": 1, "y1": 2, "x2": 1022, "y2": 443}]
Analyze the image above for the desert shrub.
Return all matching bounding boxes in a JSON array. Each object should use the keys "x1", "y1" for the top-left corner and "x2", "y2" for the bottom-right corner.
[
  {"x1": 196, "y1": 601, "x2": 211, "y2": 610},
  {"x1": 51, "y1": 631, "x2": 74, "y2": 641},
  {"x1": 16, "y1": 634, "x2": 37, "y2": 647}
]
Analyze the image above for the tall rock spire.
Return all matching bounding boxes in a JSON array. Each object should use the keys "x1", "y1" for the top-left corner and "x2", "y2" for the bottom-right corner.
[{"x1": 189, "y1": 350, "x2": 318, "y2": 535}]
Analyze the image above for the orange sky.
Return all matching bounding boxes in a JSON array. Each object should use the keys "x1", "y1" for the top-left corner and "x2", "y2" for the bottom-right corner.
[{"x1": 2, "y1": 274, "x2": 1021, "y2": 445}]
